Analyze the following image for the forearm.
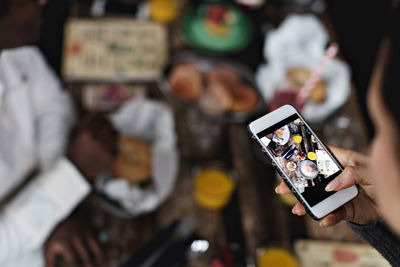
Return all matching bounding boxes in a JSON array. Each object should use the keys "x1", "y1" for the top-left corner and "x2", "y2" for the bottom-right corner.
[
  {"x1": 35, "y1": 92, "x2": 76, "y2": 169},
  {"x1": 348, "y1": 219, "x2": 400, "y2": 265},
  {"x1": 27, "y1": 46, "x2": 75, "y2": 169}
]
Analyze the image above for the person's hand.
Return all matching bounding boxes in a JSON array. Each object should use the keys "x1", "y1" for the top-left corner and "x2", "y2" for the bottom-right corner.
[
  {"x1": 45, "y1": 214, "x2": 102, "y2": 267},
  {"x1": 275, "y1": 146, "x2": 381, "y2": 227},
  {"x1": 67, "y1": 113, "x2": 119, "y2": 181}
]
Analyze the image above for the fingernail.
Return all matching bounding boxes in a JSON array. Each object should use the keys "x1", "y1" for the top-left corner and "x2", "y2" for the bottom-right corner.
[
  {"x1": 319, "y1": 221, "x2": 325, "y2": 227},
  {"x1": 325, "y1": 179, "x2": 340, "y2": 191},
  {"x1": 275, "y1": 187, "x2": 279, "y2": 194},
  {"x1": 291, "y1": 207, "x2": 296, "y2": 214}
]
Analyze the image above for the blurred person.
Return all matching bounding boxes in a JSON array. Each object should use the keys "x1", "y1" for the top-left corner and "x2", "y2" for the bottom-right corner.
[
  {"x1": 0, "y1": 0, "x2": 117, "y2": 266},
  {"x1": 276, "y1": 5, "x2": 400, "y2": 265},
  {"x1": 38, "y1": 0, "x2": 71, "y2": 76},
  {"x1": 326, "y1": 0, "x2": 392, "y2": 138}
]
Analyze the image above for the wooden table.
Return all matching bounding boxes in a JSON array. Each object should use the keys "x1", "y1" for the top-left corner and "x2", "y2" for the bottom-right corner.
[
  {"x1": 67, "y1": 1, "x2": 370, "y2": 266},
  {"x1": 75, "y1": 88, "x2": 366, "y2": 267}
]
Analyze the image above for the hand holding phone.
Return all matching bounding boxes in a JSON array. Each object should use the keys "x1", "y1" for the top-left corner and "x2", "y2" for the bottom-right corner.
[
  {"x1": 248, "y1": 105, "x2": 359, "y2": 219},
  {"x1": 277, "y1": 145, "x2": 380, "y2": 226}
]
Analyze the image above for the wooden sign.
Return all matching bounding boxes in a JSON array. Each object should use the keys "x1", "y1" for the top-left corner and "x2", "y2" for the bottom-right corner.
[{"x1": 63, "y1": 18, "x2": 168, "y2": 81}]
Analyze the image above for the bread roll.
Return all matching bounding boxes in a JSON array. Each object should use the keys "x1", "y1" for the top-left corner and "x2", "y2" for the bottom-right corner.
[{"x1": 112, "y1": 137, "x2": 152, "y2": 184}]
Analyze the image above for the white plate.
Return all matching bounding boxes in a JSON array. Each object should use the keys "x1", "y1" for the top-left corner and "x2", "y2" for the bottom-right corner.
[
  {"x1": 272, "y1": 125, "x2": 290, "y2": 145},
  {"x1": 299, "y1": 160, "x2": 319, "y2": 179}
]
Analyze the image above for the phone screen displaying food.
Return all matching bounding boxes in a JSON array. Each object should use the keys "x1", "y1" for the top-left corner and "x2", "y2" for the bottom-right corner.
[{"x1": 257, "y1": 114, "x2": 341, "y2": 207}]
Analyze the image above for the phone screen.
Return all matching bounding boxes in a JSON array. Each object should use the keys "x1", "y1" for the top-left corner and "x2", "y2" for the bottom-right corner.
[{"x1": 257, "y1": 114, "x2": 341, "y2": 207}]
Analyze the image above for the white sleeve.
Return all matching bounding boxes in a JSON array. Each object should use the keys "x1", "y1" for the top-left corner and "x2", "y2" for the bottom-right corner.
[
  {"x1": 0, "y1": 158, "x2": 90, "y2": 263},
  {"x1": 27, "y1": 47, "x2": 76, "y2": 169}
]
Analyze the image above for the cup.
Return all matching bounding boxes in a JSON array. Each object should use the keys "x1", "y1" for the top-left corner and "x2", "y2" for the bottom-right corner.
[{"x1": 194, "y1": 166, "x2": 235, "y2": 210}]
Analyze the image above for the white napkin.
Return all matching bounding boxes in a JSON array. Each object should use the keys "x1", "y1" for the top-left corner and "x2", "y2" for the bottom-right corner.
[{"x1": 96, "y1": 95, "x2": 178, "y2": 216}]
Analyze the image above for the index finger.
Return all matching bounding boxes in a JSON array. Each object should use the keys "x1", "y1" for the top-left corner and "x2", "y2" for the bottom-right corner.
[
  {"x1": 86, "y1": 234, "x2": 103, "y2": 265},
  {"x1": 73, "y1": 237, "x2": 94, "y2": 267},
  {"x1": 328, "y1": 145, "x2": 368, "y2": 167},
  {"x1": 275, "y1": 178, "x2": 292, "y2": 195},
  {"x1": 45, "y1": 242, "x2": 75, "y2": 267}
]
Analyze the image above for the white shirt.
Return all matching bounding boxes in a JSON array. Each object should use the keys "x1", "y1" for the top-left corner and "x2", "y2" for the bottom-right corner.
[{"x1": 0, "y1": 46, "x2": 90, "y2": 267}]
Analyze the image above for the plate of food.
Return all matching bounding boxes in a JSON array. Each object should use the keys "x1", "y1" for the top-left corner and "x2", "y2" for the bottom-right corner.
[
  {"x1": 256, "y1": 15, "x2": 351, "y2": 123},
  {"x1": 272, "y1": 125, "x2": 290, "y2": 145},
  {"x1": 286, "y1": 161, "x2": 297, "y2": 172},
  {"x1": 95, "y1": 96, "x2": 178, "y2": 217},
  {"x1": 179, "y1": 4, "x2": 253, "y2": 53},
  {"x1": 160, "y1": 52, "x2": 264, "y2": 122},
  {"x1": 299, "y1": 160, "x2": 318, "y2": 179},
  {"x1": 112, "y1": 136, "x2": 152, "y2": 184}
]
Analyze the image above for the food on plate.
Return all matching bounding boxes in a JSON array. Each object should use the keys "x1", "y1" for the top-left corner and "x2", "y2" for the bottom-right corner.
[
  {"x1": 305, "y1": 164, "x2": 314, "y2": 173},
  {"x1": 285, "y1": 67, "x2": 327, "y2": 104},
  {"x1": 287, "y1": 68, "x2": 311, "y2": 88},
  {"x1": 310, "y1": 80, "x2": 327, "y2": 103},
  {"x1": 230, "y1": 85, "x2": 259, "y2": 112},
  {"x1": 293, "y1": 135, "x2": 302, "y2": 144},
  {"x1": 207, "y1": 66, "x2": 240, "y2": 89},
  {"x1": 168, "y1": 63, "x2": 203, "y2": 101},
  {"x1": 204, "y1": 5, "x2": 233, "y2": 36},
  {"x1": 299, "y1": 160, "x2": 318, "y2": 179},
  {"x1": 112, "y1": 136, "x2": 152, "y2": 184},
  {"x1": 274, "y1": 128, "x2": 284, "y2": 139},
  {"x1": 307, "y1": 151, "x2": 317, "y2": 161},
  {"x1": 296, "y1": 152, "x2": 306, "y2": 160},
  {"x1": 287, "y1": 161, "x2": 297, "y2": 172},
  {"x1": 168, "y1": 62, "x2": 259, "y2": 114},
  {"x1": 294, "y1": 118, "x2": 303, "y2": 125},
  {"x1": 201, "y1": 82, "x2": 233, "y2": 114}
]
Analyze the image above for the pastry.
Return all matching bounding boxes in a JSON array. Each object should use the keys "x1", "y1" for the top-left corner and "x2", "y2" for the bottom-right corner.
[
  {"x1": 287, "y1": 67, "x2": 327, "y2": 103},
  {"x1": 286, "y1": 68, "x2": 310, "y2": 90},
  {"x1": 310, "y1": 80, "x2": 326, "y2": 103},
  {"x1": 112, "y1": 136, "x2": 152, "y2": 184},
  {"x1": 287, "y1": 162, "x2": 297, "y2": 172},
  {"x1": 230, "y1": 85, "x2": 258, "y2": 112},
  {"x1": 168, "y1": 63, "x2": 203, "y2": 101},
  {"x1": 274, "y1": 128, "x2": 284, "y2": 139},
  {"x1": 201, "y1": 82, "x2": 233, "y2": 114},
  {"x1": 207, "y1": 66, "x2": 240, "y2": 89},
  {"x1": 294, "y1": 118, "x2": 304, "y2": 125}
]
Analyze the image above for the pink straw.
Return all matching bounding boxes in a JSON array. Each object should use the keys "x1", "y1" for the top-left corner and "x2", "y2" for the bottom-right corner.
[{"x1": 296, "y1": 43, "x2": 339, "y2": 105}]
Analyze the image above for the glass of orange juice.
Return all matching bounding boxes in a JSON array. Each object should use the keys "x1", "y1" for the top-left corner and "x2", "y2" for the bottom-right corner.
[
  {"x1": 193, "y1": 165, "x2": 235, "y2": 211},
  {"x1": 257, "y1": 247, "x2": 298, "y2": 267}
]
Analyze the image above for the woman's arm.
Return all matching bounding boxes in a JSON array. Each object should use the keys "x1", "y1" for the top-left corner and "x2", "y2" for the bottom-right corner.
[{"x1": 348, "y1": 219, "x2": 400, "y2": 266}]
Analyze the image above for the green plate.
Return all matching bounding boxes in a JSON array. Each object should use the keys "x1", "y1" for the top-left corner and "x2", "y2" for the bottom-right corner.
[{"x1": 180, "y1": 4, "x2": 253, "y2": 53}]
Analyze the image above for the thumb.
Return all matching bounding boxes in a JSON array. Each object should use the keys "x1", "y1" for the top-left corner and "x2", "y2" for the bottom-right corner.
[{"x1": 325, "y1": 166, "x2": 366, "y2": 192}]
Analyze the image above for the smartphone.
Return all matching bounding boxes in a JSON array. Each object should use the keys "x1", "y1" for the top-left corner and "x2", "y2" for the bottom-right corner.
[{"x1": 248, "y1": 105, "x2": 358, "y2": 219}]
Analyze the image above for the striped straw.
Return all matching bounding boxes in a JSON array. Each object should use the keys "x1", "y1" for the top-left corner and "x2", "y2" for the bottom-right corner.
[{"x1": 296, "y1": 43, "x2": 339, "y2": 105}]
